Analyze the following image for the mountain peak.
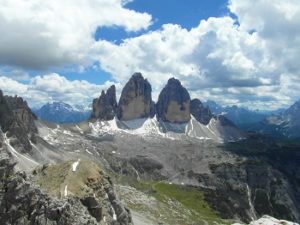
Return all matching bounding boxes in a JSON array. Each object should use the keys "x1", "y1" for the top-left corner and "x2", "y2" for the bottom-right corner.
[
  {"x1": 34, "y1": 101, "x2": 91, "y2": 124},
  {"x1": 167, "y1": 77, "x2": 181, "y2": 86},
  {"x1": 91, "y1": 85, "x2": 117, "y2": 120},
  {"x1": 117, "y1": 73, "x2": 154, "y2": 121},
  {"x1": 190, "y1": 98, "x2": 212, "y2": 125},
  {"x1": 156, "y1": 77, "x2": 191, "y2": 123}
]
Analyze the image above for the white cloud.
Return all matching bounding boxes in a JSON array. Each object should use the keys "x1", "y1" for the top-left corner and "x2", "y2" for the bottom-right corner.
[
  {"x1": 0, "y1": 74, "x2": 120, "y2": 108},
  {"x1": 1, "y1": 0, "x2": 300, "y2": 110},
  {"x1": 229, "y1": 0, "x2": 300, "y2": 75},
  {"x1": 92, "y1": 0, "x2": 300, "y2": 109},
  {"x1": 0, "y1": 68, "x2": 30, "y2": 81},
  {"x1": 0, "y1": 0, "x2": 152, "y2": 69},
  {"x1": 0, "y1": 76, "x2": 28, "y2": 95},
  {"x1": 94, "y1": 17, "x2": 275, "y2": 105}
]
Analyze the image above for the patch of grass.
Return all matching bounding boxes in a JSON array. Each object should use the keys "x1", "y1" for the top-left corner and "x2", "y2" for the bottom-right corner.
[
  {"x1": 153, "y1": 182, "x2": 221, "y2": 223},
  {"x1": 34, "y1": 162, "x2": 71, "y2": 197},
  {"x1": 34, "y1": 160, "x2": 103, "y2": 198},
  {"x1": 117, "y1": 175, "x2": 233, "y2": 225}
]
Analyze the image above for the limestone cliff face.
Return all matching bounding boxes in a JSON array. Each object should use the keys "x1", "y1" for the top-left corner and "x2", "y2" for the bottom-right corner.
[
  {"x1": 190, "y1": 98, "x2": 212, "y2": 125},
  {"x1": 0, "y1": 90, "x2": 37, "y2": 152},
  {"x1": 91, "y1": 85, "x2": 117, "y2": 120},
  {"x1": 117, "y1": 73, "x2": 154, "y2": 121},
  {"x1": 156, "y1": 78, "x2": 191, "y2": 123}
]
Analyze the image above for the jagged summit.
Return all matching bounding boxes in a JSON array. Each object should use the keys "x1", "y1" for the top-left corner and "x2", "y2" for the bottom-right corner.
[
  {"x1": 253, "y1": 98, "x2": 300, "y2": 138},
  {"x1": 156, "y1": 77, "x2": 191, "y2": 123},
  {"x1": 34, "y1": 101, "x2": 91, "y2": 124},
  {"x1": 190, "y1": 98, "x2": 212, "y2": 125},
  {"x1": 87, "y1": 73, "x2": 245, "y2": 142},
  {"x1": 117, "y1": 72, "x2": 155, "y2": 121},
  {"x1": 0, "y1": 90, "x2": 37, "y2": 153},
  {"x1": 88, "y1": 74, "x2": 245, "y2": 143},
  {"x1": 91, "y1": 85, "x2": 117, "y2": 120}
]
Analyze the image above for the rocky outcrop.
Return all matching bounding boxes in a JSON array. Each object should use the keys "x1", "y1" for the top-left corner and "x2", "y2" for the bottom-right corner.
[
  {"x1": 117, "y1": 73, "x2": 154, "y2": 121},
  {"x1": 33, "y1": 160, "x2": 133, "y2": 225},
  {"x1": 190, "y1": 98, "x2": 212, "y2": 125},
  {"x1": 0, "y1": 157, "x2": 98, "y2": 225},
  {"x1": 0, "y1": 154, "x2": 133, "y2": 225},
  {"x1": 203, "y1": 160, "x2": 300, "y2": 223},
  {"x1": 156, "y1": 78, "x2": 191, "y2": 123},
  {"x1": 0, "y1": 90, "x2": 37, "y2": 153},
  {"x1": 91, "y1": 85, "x2": 117, "y2": 120}
]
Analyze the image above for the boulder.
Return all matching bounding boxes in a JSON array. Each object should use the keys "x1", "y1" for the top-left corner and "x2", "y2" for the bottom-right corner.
[{"x1": 156, "y1": 78, "x2": 191, "y2": 123}]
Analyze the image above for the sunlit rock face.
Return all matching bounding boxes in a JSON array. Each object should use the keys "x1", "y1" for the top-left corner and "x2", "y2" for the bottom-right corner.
[
  {"x1": 117, "y1": 73, "x2": 155, "y2": 121},
  {"x1": 91, "y1": 85, "x2": 117, "y2": 120},
  {"x1": 156, "y1": 78, "x2": 191, "y2": 123}
]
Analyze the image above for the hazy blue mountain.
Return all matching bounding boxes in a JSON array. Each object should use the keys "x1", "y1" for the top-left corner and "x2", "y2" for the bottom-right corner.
[
  {"x1": 203, "y1": 100, "x2": 269, "y2": 128},
  {"x1": 33, "y1": 102, "x2": 91, "y2": 124},
  {"x1": 252, "y1": 100, "x2": 300, "y2": 139}
]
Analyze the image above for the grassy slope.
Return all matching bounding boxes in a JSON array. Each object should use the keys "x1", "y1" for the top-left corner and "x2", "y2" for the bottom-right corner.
[{"x1": 117, "y1": 176, "x2": 234, "y2": 225}]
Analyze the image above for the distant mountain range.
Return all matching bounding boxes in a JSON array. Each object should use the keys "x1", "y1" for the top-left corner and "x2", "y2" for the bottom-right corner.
[
  {"x1": 33, "y1": 102, "x2": 91, "y2": 124},
  {"x1": 31, "y1": 85, "x2": 299, "y2": 140},
  {"x1": 203, "y1": 100, "x2": 300, "y2": 139},
  {"x1": 251, "y1": 100, "x2": 300, "y2": 139},
  {"x1": 203, "y1": 100, "x2": 285, "y2": 129}
]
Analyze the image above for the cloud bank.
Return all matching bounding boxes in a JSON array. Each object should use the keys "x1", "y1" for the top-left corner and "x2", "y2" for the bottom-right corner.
[
  {"x1": 0, "y1": 0, "x2": 300, "y2": 109},
  {"x1": 0, "y1": 0, "x2": 151, "y2": 69},
  {"x1": 0, "y1": 74, "x2": 120, "y2": 107}
]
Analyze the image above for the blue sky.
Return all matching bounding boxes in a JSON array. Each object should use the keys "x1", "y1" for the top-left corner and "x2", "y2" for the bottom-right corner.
[
  {"x1": 81, "y1": 0, "x2": 229, "y2": 84},
  {"x1": 95, "y1": 0, "x2": 228, "y2": 43},
  {"x1": 0, "y1": 0, "x2": 299, "y2": 109},
  {"x1": 50, "y1": 0, "x2": 229, "y2": 85}
]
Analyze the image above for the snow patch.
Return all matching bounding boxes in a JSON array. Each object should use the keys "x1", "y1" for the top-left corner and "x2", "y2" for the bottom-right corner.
[
  {"x1": 75, "y1": 125, "x2": 84, "y2": 134},
  {"x1": 246, "y1": 184, "x2": 257, "y2": 221},
  {"x1": 111, "y1": 206, "x2": 117, "y2": 221},
  {"x1": 64, "y1": 185, "x2": 68, "y2": 197},
  {"x1": 85, "y1": 149, "x2": 93, "y2": 155},
  {"x1": 3, "y1": 133, "x2": 39, "y2": 166},
  {"x1": 88, "y1": 115, "x2": 244, "y2": 143},
  {"x1": 72, "y1": 159, "x2": 80, "y2": 172}
]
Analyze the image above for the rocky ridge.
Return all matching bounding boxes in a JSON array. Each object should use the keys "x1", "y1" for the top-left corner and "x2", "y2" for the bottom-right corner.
[
  {"x1": 92, "y1": 85, "x2": 117, "y2": 120},
  {"x1": 251, "y1": 99, "x2": 300, "y2": 138},
  {"x1": 92, "y1": 73, "x2": 236, "y2": 127},
  {"x1": 0, "y1": 90, "x2": 37, "y2": 153},
  {"x1": 0, "y1": 129, "x2": 133, "y2": 225},
  {"x1": 34, "y1": 101, "x2": 91, "y2": 124}
]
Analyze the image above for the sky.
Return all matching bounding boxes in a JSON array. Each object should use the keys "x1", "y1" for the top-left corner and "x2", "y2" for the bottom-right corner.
[{"x1": 0, "y1": 0, "x2": 299, "y2": 110}]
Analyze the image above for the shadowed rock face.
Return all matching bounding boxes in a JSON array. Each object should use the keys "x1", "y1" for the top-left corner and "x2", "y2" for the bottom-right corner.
[
  {"x1": 91, "y1": 85, "x2": 117, "y2": 120},
  {"x1": 0, "y1": 157, "x2": 133, "y2": 225},
  {"x1": 190, "y1": 98, "x2": 212, "y2": 125},
  {"x1": 0, "y1": 90, "x2": 37, "y2": 152},
  {"x1": 117, "y1": 73, "x2": 154, "y2": 121},
  {"x1": 156, "y1": 78, "x2": 191, "y2": 123}
]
